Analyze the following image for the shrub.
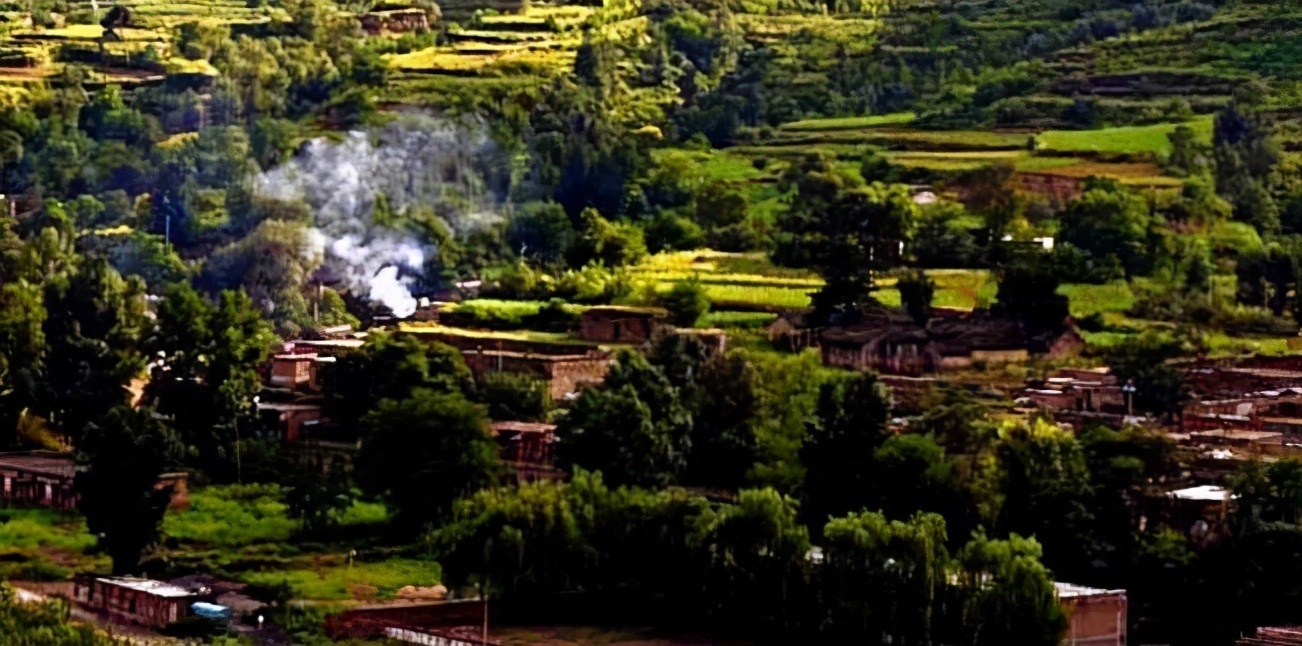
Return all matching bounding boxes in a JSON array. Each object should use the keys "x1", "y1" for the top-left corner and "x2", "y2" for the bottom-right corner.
[
  {"x1": 480, "y1": 372, "x2": 554, "y2": 422},
  {"x1": 660, "y1": 277, "x2": 711, "y2": 327}
]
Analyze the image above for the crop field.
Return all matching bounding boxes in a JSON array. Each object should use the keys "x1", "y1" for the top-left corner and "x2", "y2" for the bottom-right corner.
[
  {"x1": 385, "y1": 4, "x2": 589, "y2": 79},
  {"x1": 1036, "y1": 116, "x2": 1215, "y2": 156}
]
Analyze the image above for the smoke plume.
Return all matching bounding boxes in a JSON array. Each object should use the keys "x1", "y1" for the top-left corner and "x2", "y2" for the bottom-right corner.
[{"x1": 256, "y1": 114, "x2": 510, "y2": 317}]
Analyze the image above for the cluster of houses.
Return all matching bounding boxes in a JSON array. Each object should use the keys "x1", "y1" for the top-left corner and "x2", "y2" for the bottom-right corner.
[{"x1": 768, "y1": 308, "x2": 1085, "y2": 376}]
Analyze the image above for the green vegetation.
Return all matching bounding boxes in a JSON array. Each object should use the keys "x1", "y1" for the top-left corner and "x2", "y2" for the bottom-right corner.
[{"x1": 1037, "y1": 117, "x2": 1215, "y2": 156}]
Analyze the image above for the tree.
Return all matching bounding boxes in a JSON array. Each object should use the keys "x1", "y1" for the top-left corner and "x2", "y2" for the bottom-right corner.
[
  {"x1": 952, "y1": 532, "x2": 1065, "y2": 646},
  {"x1": 565, "y1": 208, "x2": 647, "y2": 269},
  {"x1": 39, "y1": 259, "x2": 148, "y2": 441},
  {"x1": 479, "y1": 372, "x2": 554, "y2": 423},
  {"x1": 802, "y1": 183, "x2": 916, "y2": 320},
  {"x1": 284, "y1": 455, "x2": 354, "y2": 535},
  {"x1": 801, "y1": 372, "x2": 893, "y2": 527},
  {"x1": 356, "y1": 388, "x2": 500, "y2": 530},
  {"x1": 982, "y1": 418, "x2": 1095, "y2": 579},
  {"x1": 870, "y1": 434, "x2": 956, "y2": 522},
  {"x1": 557, "y1": 351, "x2": 689, "y2": 487},
  {"x1": 318, "y1": 331, "x2": 472, "y2": 431},
  {"x1": 964, "y1": 162, "x2": 1025, "y2": 240},
  {"x1": 818, "y1": 511, "x2": 949, "y2": 644},
  {"x1": 660, "y1": 276, "x2": 711, "y2": 327},
  {"x1": 897, "y1": 269, "x2": 934, "y2": 325},
  {"x1": 76, "y1": 406, "x2": 183, "y2": 575},
  {"x1": 993, "y1": 255, "x2": 1069, "y2": 333},
  {"x1": 1166, "y1": 124, "x2": 1209, "y2": 177},
  {"x1": 146, "y1": 286, "x2": 276, "y2": 481},
  {"x1": 1058, "y1": 180, "x2": 1155, "y2": 277},
  {"x1": 689, "y1": 349, "x2": 762, "y2": 490},
  {"x1": 694, "y1": 489, "x2": 811, "y2": 634}
]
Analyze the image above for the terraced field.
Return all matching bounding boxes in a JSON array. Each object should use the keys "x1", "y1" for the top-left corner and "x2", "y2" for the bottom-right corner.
[{"x1": 386, "y1": 5, "x2": 589, "y2": 77}]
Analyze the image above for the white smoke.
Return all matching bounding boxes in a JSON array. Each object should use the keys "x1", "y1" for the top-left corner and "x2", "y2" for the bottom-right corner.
[{"x1": 256, "y1": 114, "x2": 509, "y2": 317}]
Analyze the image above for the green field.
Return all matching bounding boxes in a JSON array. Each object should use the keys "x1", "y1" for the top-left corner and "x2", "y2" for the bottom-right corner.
[{"x1": 1037, "y1": 116, "x2": 1215, "y2": 156}]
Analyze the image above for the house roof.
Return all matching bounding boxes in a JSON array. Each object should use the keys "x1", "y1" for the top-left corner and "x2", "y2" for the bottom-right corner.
[
  {"x1": 1054, "y1": 582, "x2": 1125, "y2": 599},
  {"x1": 95, "y1": 577, "x2": 200, "y2": 599},
  {"x1": 0, "y1": 454, "x2": 74, "y2": 478},
  {"x1": 491, "y1": 421, "x2": 557, "y2": 435}
]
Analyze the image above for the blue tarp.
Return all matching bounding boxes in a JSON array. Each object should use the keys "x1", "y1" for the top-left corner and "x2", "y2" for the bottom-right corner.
[{"x1": 190, "y1": 602, "x2": 231, "y2": 620}]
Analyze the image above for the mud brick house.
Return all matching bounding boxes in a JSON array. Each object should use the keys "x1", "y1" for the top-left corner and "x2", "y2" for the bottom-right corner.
[
  {"x1": 464, "y1": 349, "x2": 614, "y2": 401},
  {"x1": 256, "y1": 401, "x2": 325, "y2": 442},
  {"x1": 1055, "y1": 583, "x2": 1127, "y2": 646},
  {"x1": 0, "y1": 454, "x2": 77, "y2": 510},
  {"x1": 358, "y1": 6, "x2": 431, "y2": 34},
  {"x1": 0, "y1": 453, "x2": 189, "y2": 511},
  {"x1": 579, "y1": 306, "x2": 670, "y2": 344},
  {"x1": 1239, "y1": 626, "x2": 1302, "y2": 645},
  {"x1": 491, "y1": 421, "x2": 561, "y2": 483},
  {"x1": 815, "y1": 311, "x2": 1083, "y2": 376},
  {"x1": 1023, "y1": 368, "x2": 1129, "y2": 415},
  {"x1": 269, "y1": 352, "x2": 336, "y2": 391},
  {"x1": 73, "y1": 576, "x2": 215, "y2": 629}
]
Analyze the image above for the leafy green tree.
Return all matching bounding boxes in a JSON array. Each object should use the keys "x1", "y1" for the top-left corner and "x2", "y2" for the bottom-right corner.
[
  {"x1": 870, "y1": 434, "x2": 956, "y2": 522},
  {"x1": 694, "y1": 489, "x2": 811, "y2": 634},
  {"x1": 688, "y1": 350, "x2": 762, "y2": 490},
  {"x1": 505, "y1": 201, "x2": 576, "y2": 265},
  {"x1": 356, "y1": 388, "x2": 500, "y2": 530},
  {"x1": 800, "y1": 372, "x2": 893, "y2": 527},
  {"x1": 1166, "y1": 124, "x2": 1210, "y2": 177},
  {"x1": 557, "y1": 351, "x2": 690, "y2": 487},
  {"x1": 660, "y1": 276, "x2": 711, "y2": 327},
  {"x1": 818, "y1": 511, "x2": 949, "y2": 644},
  {"x1": 952, "y1": 532, "x2": 1065, "y2": 646},
  {"x1": 479, "y1": 371, "x2": 553, "y2": 423},
  {"x1": 982, "y1": 418, "x2": 1094, "y2": 579},
  {"x1": 913, "y1": 202, "x2": 982, "y2": 268},
  {"x1": 993, "y1": 255, "x2": 1069, "y2": 333},
  {"x1": 1058, "y1": 179, "x2": 1155, "y2": 277},
  {"x1": 39, "y1": 259, "x2": 148, "y2": 441},
  {"x1": 76, "y1": 406, "x2": 183, "y2": 575},
  {"x1": 897, "y1": 269, "x2": 934, "y2": 325},
  {"x1": 146, "y1": 286, "x2": 276, "y2": 480},
  {"x1": 319, "y1": 331, "x2": 472, "y2": 430},
  {"x1": 781, "y1": 182, "x2": 918, "y2": 320},
  {"x1": 565, "y1": 208, "x2": 647, "y2": 268},
  {"x1": 284, "y1": 455, "x2": 355, "y2": 535}
]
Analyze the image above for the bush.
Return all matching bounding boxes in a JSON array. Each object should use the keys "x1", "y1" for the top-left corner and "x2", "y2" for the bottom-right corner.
[
  {"x1": 644, "y1": 212, "x2": 706, "y2": 254},
  {"x1": 660, "y1": 277, "x2": 711, "y2": 327},
  {"x1": 480, "y1": 372, "x2": 554, "y2": 422}
]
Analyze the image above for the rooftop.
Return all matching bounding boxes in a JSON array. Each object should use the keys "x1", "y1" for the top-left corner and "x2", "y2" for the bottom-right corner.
[
  {"x1": 491, "y1": 421, "x2": 557, "y2": 435},
  {"x1": 96, "y1": 577, "x2": 201, "y2": 599},
  {"x1": 1053, "y1": 582, "x2": 1125, "y2": 599},
  {"x1": 0, "y1": 453, "x2": 74, "y2": 478},
  {"x1": 1167, "y1": 485, "x2": 1232, "y2": 502}
]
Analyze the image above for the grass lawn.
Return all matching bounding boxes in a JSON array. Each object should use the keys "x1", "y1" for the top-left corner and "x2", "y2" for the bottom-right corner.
[
  {"x1": 241, "y1": 558, "x2": 442, "y2": 601},
  {"x1": 164, "y1": 484, "x2": 388, "y2": 549},
  {"x1": 0, "y1": 509, "x2": 103, "y2": 581},
  {"x1": 1059, "y1": 282, "x2": 1136, "y2": 318},
  {"x1": 1036, "y1": 116, "x2": 1214, "y2": 156}
]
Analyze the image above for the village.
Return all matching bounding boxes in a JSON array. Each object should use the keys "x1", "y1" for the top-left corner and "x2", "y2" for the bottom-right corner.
[{"x1": 3, "y1": 268, "x2": 1302, "y2": 646}]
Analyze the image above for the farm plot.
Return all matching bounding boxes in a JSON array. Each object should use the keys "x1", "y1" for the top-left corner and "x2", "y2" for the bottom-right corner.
[{"x1": 1036, "y1": 116, "x2": 1214, "y2": 156}]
